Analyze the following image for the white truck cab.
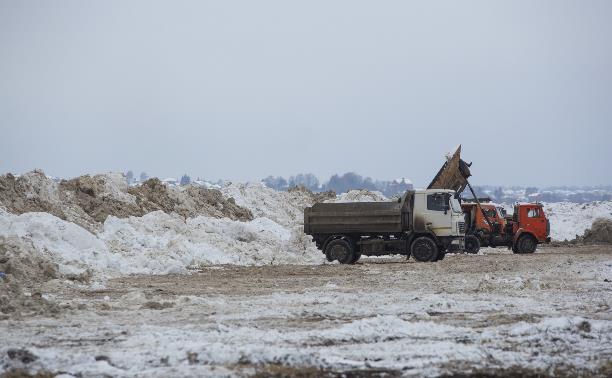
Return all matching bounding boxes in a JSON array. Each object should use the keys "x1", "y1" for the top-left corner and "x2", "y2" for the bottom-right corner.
[
  {"x1": 413, "y1": 189, "x2": 465, "y2": 248},
  {"x1": 414, "y1": 189, "x2": 465, "y2": 236}
]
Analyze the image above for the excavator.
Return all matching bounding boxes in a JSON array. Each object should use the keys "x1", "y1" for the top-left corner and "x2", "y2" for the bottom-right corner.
[{"x1": 428, "y1": 145, "x2": 551, "y2": 254}]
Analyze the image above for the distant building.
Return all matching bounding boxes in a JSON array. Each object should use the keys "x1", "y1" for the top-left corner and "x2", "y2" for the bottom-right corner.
[
  {"x1": 162, "y1": 178, "x2": 178, "y2": 186},
  {"x1": 394, "y1": 177, "x2": 413, "y2": 189}
]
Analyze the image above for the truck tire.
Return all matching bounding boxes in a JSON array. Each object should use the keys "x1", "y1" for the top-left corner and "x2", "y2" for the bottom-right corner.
[
  {"x1": 518, "y1": 234, "x2": 537, "y2": 254},
  {"x1": 410, "y1": 236, "x2": 438, "y2": 262},
  {"x1": 325, "y1": 238, "x2": 355, "y2": 264},
  {"x1": 464, "y1": 235, "x2": 480, "y2": 254}
]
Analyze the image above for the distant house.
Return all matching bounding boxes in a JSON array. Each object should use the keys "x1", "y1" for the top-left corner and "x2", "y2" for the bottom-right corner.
[
  {"x1": 394, "y1": 177, "x2": 413, "y2": 190},
  {"x1": 162, "y1": 178, "x2": 178, "y2": 186},
  {"x1": 375, "y1": 177, "x2": 414, "y2": 197}
]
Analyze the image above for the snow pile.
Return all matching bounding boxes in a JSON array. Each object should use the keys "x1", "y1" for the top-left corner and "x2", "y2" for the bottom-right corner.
[
  {"x1": 0, "y1": 210, "x2": 323, "y2": 278},
  {"x1": 543, "y1": 201, "x2": 612, "y2": 241},
  {"x1": 99, "y1": 211, "x2": 321, "y2": 272},
  {"x1": 0, "y1": 235, "x2": 62, "y2": 317},
  {"x1": 0, "y1": 171, "x2": 254, "y2": 233},
  {"x1": 0, "y1": 210, "x2": 120, "y2": 277},
  {"x1": 129, "y1": 178, "x2": 253, "y2": 222},
  {"x1": 220, "y1": 183, "x2": 334, "y2": 227},
  {"x1": 581, "y1": 218, "x2": 612, "y2": 244},
  {"x1": 328, "y1": 189, "x2": 387, "y2": 203},
  {"x1": 0, "y1": 178, "x2": 336, "y2": 282}
]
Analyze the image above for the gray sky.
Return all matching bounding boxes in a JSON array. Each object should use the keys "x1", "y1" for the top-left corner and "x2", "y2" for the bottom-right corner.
[{"x1": 1, "y1": 1, "x2": 611, "y2": 187}]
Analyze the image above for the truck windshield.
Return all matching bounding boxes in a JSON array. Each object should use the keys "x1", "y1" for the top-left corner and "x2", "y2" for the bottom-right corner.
[{"x1": 450, "y1": 197, "x2": 462, "y2": 213}]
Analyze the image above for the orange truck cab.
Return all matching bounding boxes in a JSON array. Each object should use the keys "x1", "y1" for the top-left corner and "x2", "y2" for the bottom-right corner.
[
  {"x1": 510, "y1": 203, "x2": 551, "y2": 253},
  {"x1": 461, "y1": 201, "x2": 550, "y2": 254}
]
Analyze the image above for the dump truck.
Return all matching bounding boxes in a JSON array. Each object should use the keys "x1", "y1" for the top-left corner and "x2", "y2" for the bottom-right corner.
[
  {"x1": 461, "y1": 201, "x2": 507, "y2": 253},
  {"x1": 303, "y1": 189, "x2": 465, "y2": 264},
  {"x1": 461, "y1": 200, "x2": 551, "y2": 254},
  {"x1": 429, "y1": 145, "x2": 550, "y2": 254}
]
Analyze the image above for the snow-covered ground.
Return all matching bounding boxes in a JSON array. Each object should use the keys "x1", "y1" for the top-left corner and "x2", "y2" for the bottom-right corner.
[
  {"x1": 2, "y1": 173, "x2": 612, "y2": 376},
  {"x1": 1, "y1": 247, "x2": 611, "y2": 377}
]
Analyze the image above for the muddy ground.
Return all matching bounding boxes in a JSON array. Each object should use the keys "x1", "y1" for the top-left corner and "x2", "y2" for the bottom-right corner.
[{"x1": 1, "y1": 245, "x2": 611, "y2": 377}]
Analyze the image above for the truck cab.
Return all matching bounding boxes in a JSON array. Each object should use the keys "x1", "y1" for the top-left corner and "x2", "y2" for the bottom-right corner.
[
  {"x1": 509, "y1": 203, "x2": 551, "y2": 253},
  {"x1": 461, "y1": 201, "x2": 551, "y2": 254},
  {"x1": 416, "y1": 190, "x2": 466, "y2": 238}
]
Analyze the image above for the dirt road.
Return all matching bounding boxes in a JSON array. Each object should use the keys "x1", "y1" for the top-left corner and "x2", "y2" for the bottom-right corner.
[{"x1": 2, "y1": 246, "x2": 612, "y2": 377}]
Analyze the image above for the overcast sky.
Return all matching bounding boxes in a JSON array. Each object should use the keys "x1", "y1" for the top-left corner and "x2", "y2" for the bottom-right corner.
[{"x1": 1, "y1": 1, "x2": 611, "y2": 187}]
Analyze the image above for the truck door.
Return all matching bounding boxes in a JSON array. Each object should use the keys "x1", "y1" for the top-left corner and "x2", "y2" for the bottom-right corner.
[
  {"x1": 422, "y1": 192, "x2": 453, "y2": 236},
  {"x1": 523, "y1": 206, "x2": 547, "y2": 241}
]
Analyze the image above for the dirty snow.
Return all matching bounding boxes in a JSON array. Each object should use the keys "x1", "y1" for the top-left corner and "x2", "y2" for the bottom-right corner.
[
  {"x1": 2, "y1": 173, "x2": 612, "y2": 376},
  {"x1": 1, "y1": 247, "x2": 611, "y2": 376},
  {"x1": 0, "y1": 209, "x2": 322, "y2": 278},
  {"x1": 543, "y1": 201, "x2": 612, "y2": 241},
  {"x1": 328, "y1": 189, "x2": 388, "y2": 203}
]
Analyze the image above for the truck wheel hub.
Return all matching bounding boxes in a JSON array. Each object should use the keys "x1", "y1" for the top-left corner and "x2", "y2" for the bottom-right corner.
[
  {"x1": 413, "y1": 240, "x2": 434, "y2": 260},
  {"x1": 330, "y1": 244, "x2": 349, "y2": 260}
]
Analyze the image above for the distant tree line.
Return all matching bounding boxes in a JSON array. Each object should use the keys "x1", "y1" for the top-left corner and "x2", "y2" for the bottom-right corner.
[
  {"x1": 124, "y1": 169, "x2": 612, "y2": 203},
  {"x1": 262, "y1": 172, "x2": 413, "y2": 197}
]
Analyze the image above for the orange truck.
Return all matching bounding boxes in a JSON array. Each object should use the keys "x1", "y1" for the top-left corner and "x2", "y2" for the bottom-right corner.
[
  {"x1": 461, "y1": 200, "x2": 551, "y2": 254},
  {"x1": 429, "y1": 145, "x2": 551, "y2": 254}
]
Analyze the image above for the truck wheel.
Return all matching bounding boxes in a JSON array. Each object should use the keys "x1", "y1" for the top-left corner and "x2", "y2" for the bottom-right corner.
[
  {"x1": 410, "y1": 237, "x2": 438, "y2": 262},
  {"x1": 325, "y1": 239, "x2": 355, "y2": 264},
  {"x1": 464, "y1": 235, "x2": 480, "y2": 254},
  {"x1": 518, "y1": 235, "x2": 537, "y2": 254},
  {"x1": 511, "y1": 243, "x2": 520, "y2": 254}
]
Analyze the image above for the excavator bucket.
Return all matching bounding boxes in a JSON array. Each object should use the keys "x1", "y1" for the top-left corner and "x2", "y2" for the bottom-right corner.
[{"x1": 427, "y1": 145, "x2": 472, "y2": 194}]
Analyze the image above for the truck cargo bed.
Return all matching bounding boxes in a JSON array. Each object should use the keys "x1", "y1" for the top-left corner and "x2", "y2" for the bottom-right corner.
[{"x1": 304, "y1": 201, "x2": 409, "y2": 234}]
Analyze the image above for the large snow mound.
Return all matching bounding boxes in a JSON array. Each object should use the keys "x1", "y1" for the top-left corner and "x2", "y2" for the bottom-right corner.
[
  {"x1": 0, "y1": 180, "x2": 334, "y2": 279},
  {"x1": 581, "y1": 218, "x2": 612, "y2": 244},
  {"x1": 0, "y1": 210, "x2": 323, "y2": 278},
  {"x1": 543, "y1": 201, "x2": 612, "y2": 241},
  {"x1": 0, "y1": 171, "x2": 253, "y2": 233},
  {"x1": 220, "y1": 183, "x2": 334, "y2": 228}
]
